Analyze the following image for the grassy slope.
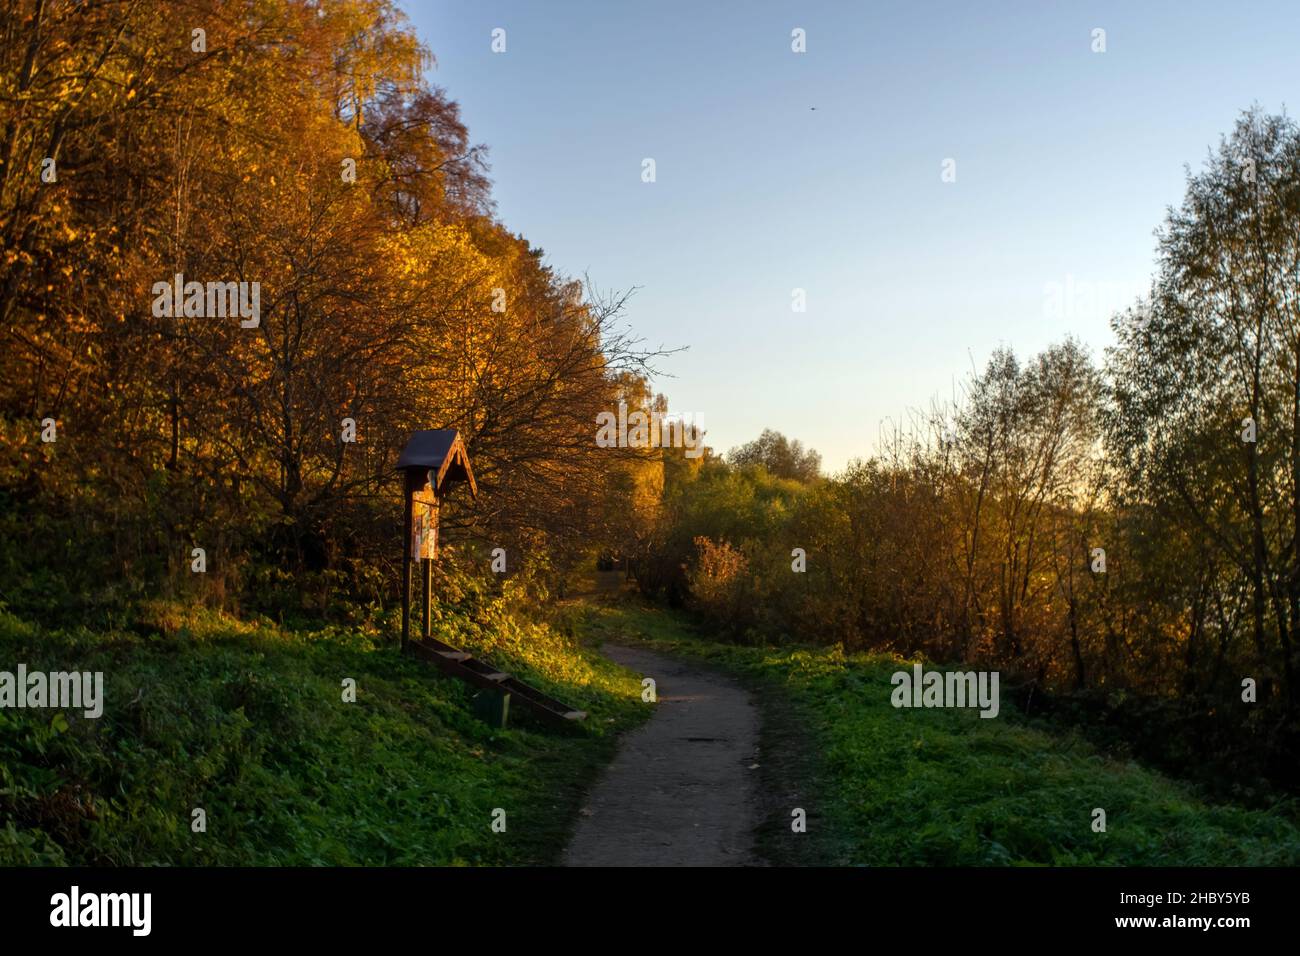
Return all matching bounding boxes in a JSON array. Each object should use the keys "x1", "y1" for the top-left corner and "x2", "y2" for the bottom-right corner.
[
  {"x1": 0, "y1": 603, "x2": 647, "y2": 866},
  {"x1": 9, "y1": 585, "x2": 1297, "y2": 868},
  {"x1": 587, "y1": 602, "x2": 1300, "y2": 866}
]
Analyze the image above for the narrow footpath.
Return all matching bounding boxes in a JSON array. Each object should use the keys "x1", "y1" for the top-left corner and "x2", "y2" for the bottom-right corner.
[{"x1": 563, "y1": 644, "x2": 762, "y2": 866}]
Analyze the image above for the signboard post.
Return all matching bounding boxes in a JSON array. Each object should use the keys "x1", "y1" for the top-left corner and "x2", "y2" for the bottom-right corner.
[{"x1": 414, "y1": 489, "x2": 438, "y2": 640}]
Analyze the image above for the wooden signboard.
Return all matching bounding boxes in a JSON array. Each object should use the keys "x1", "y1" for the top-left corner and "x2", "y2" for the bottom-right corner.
[{"x1": 396, "y1": 430, "x2": 476, "y2": 651}]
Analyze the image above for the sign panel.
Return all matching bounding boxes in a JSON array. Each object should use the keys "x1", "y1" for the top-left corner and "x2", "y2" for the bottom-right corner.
[{"x1": 411, "y1": 490, "x2": 439, "y2": 560}]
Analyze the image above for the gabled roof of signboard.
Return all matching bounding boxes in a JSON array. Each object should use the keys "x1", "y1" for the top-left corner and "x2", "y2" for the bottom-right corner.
[{"x1": 395, "y1": 429, "x2": 477, "y2": 498}]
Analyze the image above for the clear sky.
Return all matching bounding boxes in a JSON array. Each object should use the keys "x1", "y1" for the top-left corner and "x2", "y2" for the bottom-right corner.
[{"x1": 398, "y1": 0, "x2": 1298, "y2": 473}]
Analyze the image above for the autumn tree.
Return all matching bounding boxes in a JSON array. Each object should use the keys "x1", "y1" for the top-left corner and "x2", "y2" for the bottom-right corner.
[
  {"x1": 726, "y1": 428, "x2": 821, "y2": 482},
  {"x1": 1106, "y1": 108, "x2": 1300, "y2": 711}
]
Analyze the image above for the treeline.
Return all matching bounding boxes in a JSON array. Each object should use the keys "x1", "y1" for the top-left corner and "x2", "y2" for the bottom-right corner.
[
  {"x1": 632, "y1": 109, "x2": 1300, "y2": 795},
  {"x1": 0, "y1": 0, "x2": 664, "y2": 618}
]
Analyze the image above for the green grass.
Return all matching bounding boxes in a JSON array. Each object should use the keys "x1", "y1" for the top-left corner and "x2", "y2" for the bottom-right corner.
[
  {"x1": 586, "y1": 601, "x2": 1300, "y2": 866},
  {"x1": 9, "y1": 585, "x2": 1297, "y2": 868},
  {"x1": 0, "y1": 602, "x2": 647, "y2": 866}
]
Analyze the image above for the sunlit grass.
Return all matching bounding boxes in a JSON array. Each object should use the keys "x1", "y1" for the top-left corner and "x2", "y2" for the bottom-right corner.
[{"x1": 0, "y1": 603, "x2": 646, "y2": 866}]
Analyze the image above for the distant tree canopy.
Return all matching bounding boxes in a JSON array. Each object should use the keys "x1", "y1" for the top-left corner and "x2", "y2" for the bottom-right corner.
[{"x1": 726, "y1": 429, "x2": 822, "y2": 482}]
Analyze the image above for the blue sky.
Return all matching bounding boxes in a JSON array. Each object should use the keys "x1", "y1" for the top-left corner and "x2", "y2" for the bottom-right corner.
[{"x1": 398, "y1": 0, "x2": 1299, "y2": 472}]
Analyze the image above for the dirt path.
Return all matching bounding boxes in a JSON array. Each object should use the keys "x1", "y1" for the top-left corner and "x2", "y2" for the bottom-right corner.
[{"x1": 563, "y1": 644, "x2": 761, "y2": 866}]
